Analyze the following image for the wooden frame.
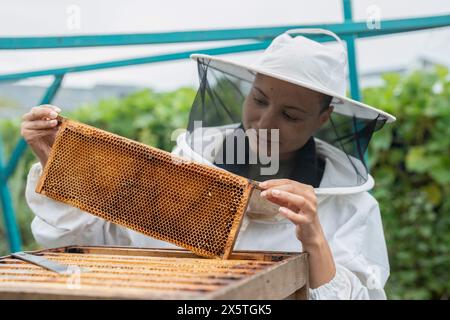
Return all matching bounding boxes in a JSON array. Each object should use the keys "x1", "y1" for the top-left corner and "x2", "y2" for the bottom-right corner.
[
  {"x1": 0, "y1": 245, "x2": 309, "y2": 300},
  {"x1": 35, "y1": 118, "x2": 256, "y2": 259}
]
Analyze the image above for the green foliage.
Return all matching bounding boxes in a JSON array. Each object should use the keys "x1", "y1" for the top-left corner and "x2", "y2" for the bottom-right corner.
[
  {"x1": 0, "y1": 120, "x2": 37, "y2": 255},
  {"x1": 70, "y1": 88, "x2": 195, "y2": 151},
  {"x1": 365, "y1": 65, "x2": 450, "y2": 299}
]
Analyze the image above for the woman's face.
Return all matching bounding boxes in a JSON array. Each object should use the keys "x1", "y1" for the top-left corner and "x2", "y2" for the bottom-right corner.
[{"x1": 242, "y1": 73, "x2": 333, "y2": 160}]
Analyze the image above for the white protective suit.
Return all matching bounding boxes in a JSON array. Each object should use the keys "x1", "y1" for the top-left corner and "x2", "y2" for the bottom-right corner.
[{"x1": 26, "y1": 125, "x2": 390, "y2": 300}]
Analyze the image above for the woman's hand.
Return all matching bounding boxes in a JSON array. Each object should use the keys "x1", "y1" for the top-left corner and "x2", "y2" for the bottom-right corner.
[
  {"x1": 21, "y1": 105, "x2": 62, "y2": 167},
  {"x1": 259, "y1": 178, "x2": 336, "y2": 288},
  {"x1": 259, "y1": 178, "x2": 325, "y2": 247}
]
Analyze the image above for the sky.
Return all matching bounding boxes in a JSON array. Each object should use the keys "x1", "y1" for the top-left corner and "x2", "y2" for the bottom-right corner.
[{"x1": 0, "y1": 0, "x2": 449, "y2": 91}]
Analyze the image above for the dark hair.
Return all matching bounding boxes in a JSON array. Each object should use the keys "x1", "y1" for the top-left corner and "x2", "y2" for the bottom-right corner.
[{"x1": 320, "y1": 94, "x2": 333, "y2": 113}]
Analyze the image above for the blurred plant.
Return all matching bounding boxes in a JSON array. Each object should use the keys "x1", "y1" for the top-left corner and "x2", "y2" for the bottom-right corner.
[
  {"x1": 365, "y1": 65, "x2": 450, "y2": 299},
  {"x1": 70, "y1": 87, "x2": 195, "y2": 150}
]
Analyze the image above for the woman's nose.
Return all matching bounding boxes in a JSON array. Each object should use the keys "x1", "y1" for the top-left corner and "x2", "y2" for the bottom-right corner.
[{"x1": 256, "y1": 108, "x2": 278, "y2": 131}]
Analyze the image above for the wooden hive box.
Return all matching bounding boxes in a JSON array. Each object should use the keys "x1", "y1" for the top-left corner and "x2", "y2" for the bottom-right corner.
[{"x1": 0, "y1": 246, "x2": 309, "y2": 300}]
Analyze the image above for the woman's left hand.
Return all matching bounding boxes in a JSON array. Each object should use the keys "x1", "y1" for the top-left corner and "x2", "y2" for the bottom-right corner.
[
  {"x1": 259, "y1": 178, "x2": 336, "y2": 288},
  {"x1": 259, "y1": 179, "x2": 326, "y2": 248}
]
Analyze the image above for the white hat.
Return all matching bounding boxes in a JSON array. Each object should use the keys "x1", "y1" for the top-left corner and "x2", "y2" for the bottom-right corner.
[{"x1": 191, "y1": 28, "x2": 395, "y2": 123}]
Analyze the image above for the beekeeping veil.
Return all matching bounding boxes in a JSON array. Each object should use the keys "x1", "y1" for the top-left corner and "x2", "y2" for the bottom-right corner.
[{"x1": 178, "y1": 28, "x2": 396, "y2": 194}]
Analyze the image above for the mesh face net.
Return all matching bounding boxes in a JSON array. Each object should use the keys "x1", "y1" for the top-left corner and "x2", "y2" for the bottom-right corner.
[
  {"x1": 185, "y1": 58, "x2": 388, "y2": 189},
  {"x1": 36, "y1": 117, "x2": 255, "y2": 259}
]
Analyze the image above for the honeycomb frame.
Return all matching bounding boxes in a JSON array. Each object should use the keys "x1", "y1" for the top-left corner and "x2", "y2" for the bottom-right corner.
[{"x1": 36, "y1": 117, "x2": 257, "y2": 259}]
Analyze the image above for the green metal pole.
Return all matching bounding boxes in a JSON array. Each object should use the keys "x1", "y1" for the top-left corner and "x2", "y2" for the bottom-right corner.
[
  {"x1": 4, "y1": 75, "x2": 64, "y2": 181},
  {"x1": 0, "y1": 74, "x2": 64, "y2": 253},
  {"x1": 342, "y1": 0, "x2": 370, "y2": 168},
  {"x1": 0, "y1": 137, "x2": 22, "y2": 252},
  {"x1": 343, "y1": 0, "x2": 361, "y2": 101},
  {"x1": 1, "y1": 14, "x2": 448, "y2": 49},
  {"x1": 0, "y1": 42, "x2": 272, "y2": 82}
]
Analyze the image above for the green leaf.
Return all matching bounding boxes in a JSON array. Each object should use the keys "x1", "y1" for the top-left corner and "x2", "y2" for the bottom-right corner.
[{"x1": 421, "y1": 184, "x2": 442, "y2": 206}]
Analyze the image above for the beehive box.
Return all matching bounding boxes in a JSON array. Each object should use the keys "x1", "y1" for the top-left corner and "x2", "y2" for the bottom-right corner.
[
  {"x1": 0, "y1": 246, "x2": 309, "y2": 300},
  {"x1": 36, "y1": 117, "x2": 257, "y2": 259}
]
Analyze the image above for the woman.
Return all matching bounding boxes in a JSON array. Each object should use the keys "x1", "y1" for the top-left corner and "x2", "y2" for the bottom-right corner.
[{"x1": 21, "y1": 29, "x2": 395, "y2": 299}]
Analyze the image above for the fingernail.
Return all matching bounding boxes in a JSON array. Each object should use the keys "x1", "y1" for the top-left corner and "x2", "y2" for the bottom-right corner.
[
  {"x1": 260, "y1": 191, "x2": 268, "y2": 197},
  {"x1": 279, "y1": 207, "x2": 289, "y2": 215},
  {"x1": 272, "y1": 189, "x2": 281, "y2": 196},
  {"x1": 55, "y1": 107, "x2": 61, "y2": 112},
  {"x1": 50, "y1": 111, "x2": 57, "y2": 118},
  {"x1": 259, "y1": 181, "x2": 268, "y2": 188},
  {"x1": 50, "y1": 119, "x2": 57, "y2": 124}
]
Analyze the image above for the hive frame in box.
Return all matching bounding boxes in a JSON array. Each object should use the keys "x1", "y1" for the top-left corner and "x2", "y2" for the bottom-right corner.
[
  {"x1": 36, "y1": 117, "x2": 258, "y2": 259},
  {"x1": 0, "y1": 246, "x2": 309, "y2": 300}
]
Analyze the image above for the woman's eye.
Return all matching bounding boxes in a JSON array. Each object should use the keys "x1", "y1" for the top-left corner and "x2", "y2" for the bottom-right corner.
[
  {"x1": 253, "y1": 97, "x2": 268, "y2": 106},
  {"x1": 282, "y1": 112, "x2": 300, "y2": 121}
]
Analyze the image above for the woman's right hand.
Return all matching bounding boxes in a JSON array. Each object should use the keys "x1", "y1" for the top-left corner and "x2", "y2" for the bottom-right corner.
[{"x1": 21, "y1": 104, "x2": 62, "y2": 167}]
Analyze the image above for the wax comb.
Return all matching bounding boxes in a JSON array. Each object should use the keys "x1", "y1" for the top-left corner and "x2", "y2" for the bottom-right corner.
[{"x1": 36, "y1": 117, "x2": 256, "y2": 259}]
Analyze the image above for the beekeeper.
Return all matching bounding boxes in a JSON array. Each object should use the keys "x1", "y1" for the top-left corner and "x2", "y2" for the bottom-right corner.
[{"x1": 21, "y1": 29, "x2": 396, "y2": 300}]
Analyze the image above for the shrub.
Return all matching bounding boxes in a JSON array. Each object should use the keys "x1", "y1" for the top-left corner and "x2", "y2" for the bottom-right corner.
[{"x1": 365, "y1": 65, "x2": 450, "y2": 299}]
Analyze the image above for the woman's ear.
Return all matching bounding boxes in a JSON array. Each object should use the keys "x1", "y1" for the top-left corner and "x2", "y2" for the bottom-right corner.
[
  {"x1": 316, "y1": 105, "x2": 334, "y2": 130},
  {"x1": 317, "y1": 105, "x2": 334, "y2": 128}
]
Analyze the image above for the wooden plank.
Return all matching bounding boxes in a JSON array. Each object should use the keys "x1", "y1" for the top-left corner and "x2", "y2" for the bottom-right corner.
[
  {"x1": 207, "y1": 253, "x2": 308, "y2": 300},
  {"x1": 59, "y1": 245, "x2": 297, "y2": 261},
  {"x1": 0, "y1": 284, "x2": 200, "y2": 300}
]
